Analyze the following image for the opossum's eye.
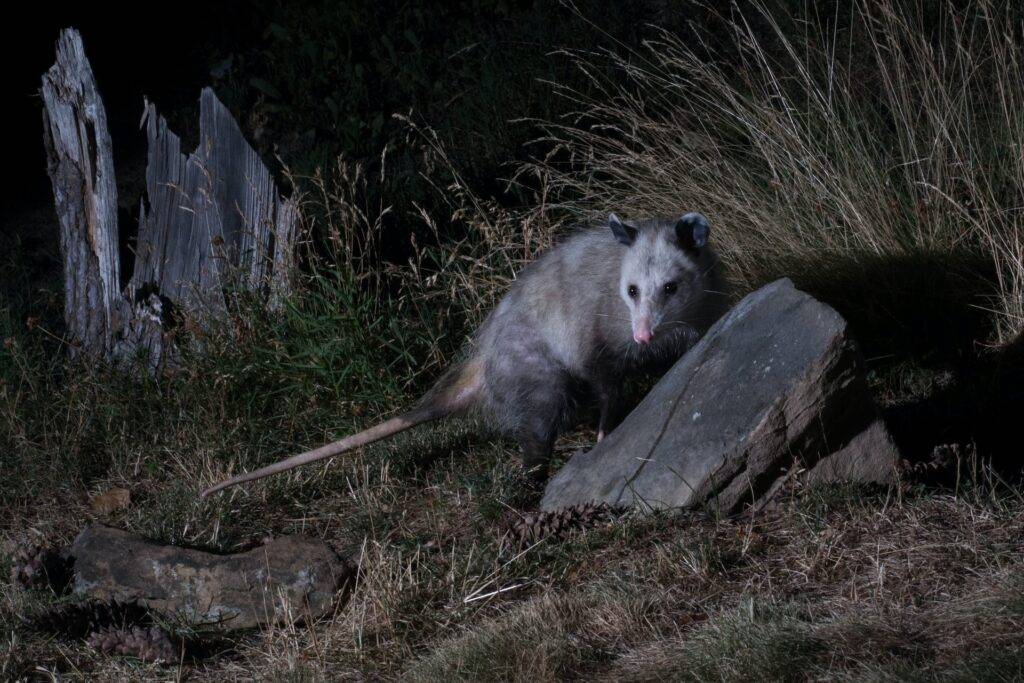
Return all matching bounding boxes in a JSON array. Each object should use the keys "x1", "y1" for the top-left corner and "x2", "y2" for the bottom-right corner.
[
  {"x1": 627, "y1": 284, "x2": 639, "y2": 299},
  {"x1": 663, "y1": 281, "x2": 678, "y2": 295}
]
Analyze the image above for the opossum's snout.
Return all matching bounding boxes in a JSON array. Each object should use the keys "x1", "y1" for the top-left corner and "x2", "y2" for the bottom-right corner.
[
  {"x1": 632, "y1": 317, "x2": 653, "y2": 345},
  {"x1": 623, "y1": 282, "x2": 656, "y2": 344}
]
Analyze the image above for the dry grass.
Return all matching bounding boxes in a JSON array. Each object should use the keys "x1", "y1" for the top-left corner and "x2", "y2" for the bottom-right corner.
[
  {"x1": 10, "y1": 452, "x2": 1024, "y2": 681},
  {"x1": 5, "y1": 1, "x2": 1024, "y2": 680},
  {"x1": 530, "y1": 0, "x2": 1024, "y2": 346},
  {"x1": 402, "y1": 479, "x2": 1024, "y2": 682},
  {"x1": 387, "y1": 117, "x2": 567, "y2": 330}
]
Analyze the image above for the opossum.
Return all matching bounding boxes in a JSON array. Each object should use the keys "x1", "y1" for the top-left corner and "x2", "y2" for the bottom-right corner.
[{"x1": 201, "y1": 212, "x2": 726, "y2": 498}]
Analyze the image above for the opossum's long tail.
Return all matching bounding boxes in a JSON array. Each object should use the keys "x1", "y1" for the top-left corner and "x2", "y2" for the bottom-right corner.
[{"x1": 200, "y1": 361, "x2": 483, "y2": 498}]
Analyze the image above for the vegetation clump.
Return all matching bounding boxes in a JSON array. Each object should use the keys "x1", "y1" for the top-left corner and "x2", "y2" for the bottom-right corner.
[{"x1": 4, "y1": 1, "x2": 1024, "y2": 679}]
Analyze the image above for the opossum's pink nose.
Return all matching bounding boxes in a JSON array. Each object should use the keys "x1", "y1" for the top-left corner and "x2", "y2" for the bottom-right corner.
[{"x1": 633, "y1": 321, "x2": 653, "y2": 345}]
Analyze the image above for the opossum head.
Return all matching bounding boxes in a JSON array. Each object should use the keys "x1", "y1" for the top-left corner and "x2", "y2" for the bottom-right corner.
[{"x1": 609, "y1": 212, "x2": 711, "y2": 345}]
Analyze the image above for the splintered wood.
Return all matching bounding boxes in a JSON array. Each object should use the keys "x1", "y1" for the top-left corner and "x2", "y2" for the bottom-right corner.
[
  {"x1": 41, "y1": 29, "x2": 297, "y2": 371},
  {"x1": 41, "y1": 29, "x2": 124, "y2": 360}
]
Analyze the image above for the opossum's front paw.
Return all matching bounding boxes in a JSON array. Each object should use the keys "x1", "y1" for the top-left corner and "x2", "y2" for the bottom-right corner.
[
  {"x1": 521, "y1": 462, "x2": 549, "y2": 489},
  {"x1": 597, "y1": 429, "x2": 606, "y2": 443}
]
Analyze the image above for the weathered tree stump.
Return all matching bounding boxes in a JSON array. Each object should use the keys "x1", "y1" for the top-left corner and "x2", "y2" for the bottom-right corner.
[
  {"x1": 41, "y1": 29, "x2": 125, "y2": 361},
  {"x1": 41, "y1": 28, "x2": 298, "y2": 371}
]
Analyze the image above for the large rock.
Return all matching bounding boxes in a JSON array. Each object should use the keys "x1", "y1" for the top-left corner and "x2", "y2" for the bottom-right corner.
[
  {"x1": 69, "y1": 526, "x2": 352, "y2": 631},
  {"x1": 541, "y1": 279, "x2": 898, "y2": 513}
]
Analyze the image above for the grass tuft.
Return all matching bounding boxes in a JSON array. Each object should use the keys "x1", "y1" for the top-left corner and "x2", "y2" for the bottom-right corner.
[{"x1": 529, "y1": 0, "x2": 1024, "y2": 352}]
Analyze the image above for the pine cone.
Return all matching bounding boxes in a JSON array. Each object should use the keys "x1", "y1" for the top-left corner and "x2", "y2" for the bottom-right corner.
[
  {"x1": 28, "y1": 601, "x2": 153, "y2": 640},
  {"x1": 87, "y1": 625, "x2": 177, "y2": 664},
  {"x1": 505, "y1": 502, "x2": 622, "y2": 548},
  {"x1": 900, "y1": 442, "x2": 972, "y2": 481},
  {"x1": 9, "y1": 543, "x2": 72, "y2": 593}
]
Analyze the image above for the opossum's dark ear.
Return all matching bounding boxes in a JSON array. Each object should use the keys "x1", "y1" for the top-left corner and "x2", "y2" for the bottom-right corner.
[
  {"x1": 675, "y1": 213, "x2": 709, "y2": 253},
  {"x1": 609, "y1": 213, "x2": 638, "y2": 246}
]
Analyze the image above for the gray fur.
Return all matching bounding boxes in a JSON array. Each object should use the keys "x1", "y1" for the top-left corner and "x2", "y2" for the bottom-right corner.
[
  {"x1": 470, "y1": 213, "x2": 726, "y2": 476},
  {"x1": 202, "y1": 212, "x2": 726, "y2": 497}
]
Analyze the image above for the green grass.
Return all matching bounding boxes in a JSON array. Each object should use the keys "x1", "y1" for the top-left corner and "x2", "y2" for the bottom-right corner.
[
  {"x1": 8, "y1": 365, "x2": 1024, "y2": 682},
  {"x1": 6, "y1": 1, "x2": 1024, "y2": 679}
]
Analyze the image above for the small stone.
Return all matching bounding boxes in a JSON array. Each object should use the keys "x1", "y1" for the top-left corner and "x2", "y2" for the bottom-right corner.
[{"x1": 88, "y1": 488, "x2": 131, "y2": 516}]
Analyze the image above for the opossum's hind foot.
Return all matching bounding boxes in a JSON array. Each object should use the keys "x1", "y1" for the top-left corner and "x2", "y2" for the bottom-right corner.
[{"x1": 519, "y1": 430, "x2": 556, "y2": 489}]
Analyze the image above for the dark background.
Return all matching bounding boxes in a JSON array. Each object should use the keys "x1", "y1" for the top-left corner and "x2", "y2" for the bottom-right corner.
[
  {"x1": 6, "y1": 2, "x2": 716, "y2": 228},
  {"x1": 4, "y1": 3, "x2": 252, "y2": 215}
]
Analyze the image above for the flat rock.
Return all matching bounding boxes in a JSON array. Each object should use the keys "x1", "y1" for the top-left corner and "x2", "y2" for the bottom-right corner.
[
  {"x1": 69, "y1": 526, "x2": 352, "y2": 631},
  {"x1": 541, "y1": 278, "x2": 899, "y2": 513}
]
